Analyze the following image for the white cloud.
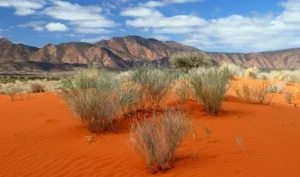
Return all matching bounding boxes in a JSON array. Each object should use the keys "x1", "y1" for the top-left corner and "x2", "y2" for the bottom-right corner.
[
  {"x1": 121, "y1": 0, "x2": 300, "y2": 52},
  {"x1": 45, "y1": 22, "x2": 68, "y2": 32},
  {"x1": 80, "y1": 36, "x2": 109, "y2": 43},
  {"x1": 142, "y1": 1, "x2": 165, "y2": 8},
  {"x1": 0, "y1": 0, "x2": 46, "y2": 16},
  {"x1": 122, "y1": 7, "x2": 206, "y2": 28},
  {"x1": 19, "y1": 21, "x2": 45, "y2": 31},
  {"x1": 75, "y1": 28, "x2": 111, "y2": 34},
  {"x1": 42, "y1": 0, "x2": 117, "y2": 34},
  {"x1": 150, "y1": 35, "x2": 171, "y2": 41},
  {"x1": 140, "y1": 0, "x2": 203, "y2": 7},
  {"x1": 121, "y1": 7, "x2": 162, "y2": 17}
]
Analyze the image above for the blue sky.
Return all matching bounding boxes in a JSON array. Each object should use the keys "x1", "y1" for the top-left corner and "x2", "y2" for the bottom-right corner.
[{"x1": 0, "y1": 0, "x2": 299, "y2": 52}]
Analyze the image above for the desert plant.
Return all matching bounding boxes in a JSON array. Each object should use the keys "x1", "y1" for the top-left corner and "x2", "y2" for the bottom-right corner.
[
  {"x1": 266, "y1": 84, "x2": 284, "y2": 94},
  {"x1": 30, "y1": 82, "x2": 45, "y2": 93},
  {"x1": 116, "y1": 81, "x2": 143, "y2": 117},
  {"x1": 220, "y1": 63, "x2": 245, "y2": 77},
  {"x1": 170, "y1": 52, "x2": 217, "y2": 72},
  {"x1": 61, "y1": 69, "x2": 120, "y2": 133},
  {"x1": 175, "y1": 77, "x2": 191, "y2": 103},
  {"x1": 257, "y1": 72, "x2": 270, "y2": 80},
  {"x1": 285, "y1": 92, "x2": 293, "y2": 104},
  {"x1": 1, "y1": 81, "x2": 29, "y2": 101},
  {"x1": 131, "y1": 66, "x2": 175, "y2": 109},
  {"x1": 129, "y1": 109, "x2": 191, "y2": 173},
  {"x1": 235, "y1": 134, "x2": 248, "y2": 157},
  {"x1": 189, "y1": 67, "x2": 230, "y2": 115},
  {"x1": 283, "y1": 70, "x2": 300, "y2": 83},
  {"x1": 269, "y1": 70, "x2": 284, "y2": 81},
  {"x1": 244, "y1": 67, "x2": 260, "y2": 79},
  {"x1": 236, "y1": 83, "x2": 273, "y2": 104}
]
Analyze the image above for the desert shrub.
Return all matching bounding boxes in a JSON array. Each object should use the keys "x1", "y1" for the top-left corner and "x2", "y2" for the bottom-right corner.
[
  {"x1": 283, "y1": 70, "x2": 300, "y2": 83},
  {"x1": 116, "y1": 81, "x2": 143, "y2": 116},
  {"x1": 266, "y1": 84, "x2": 285, "y2": 93},
  {"x1": 244, "y1": 67, "x2": 260, "y2": 79},
  {"x1": 269, "y1": 70, "x2": 284, "y2": 81},
  {"x1": 175, "y1": 78, "x2": 191, "y2": 103},
  {"x1": 235, "y1": 83, "x2": 273, "y2": 104},
  {"x1": 170, "y1": 52, "x2": 217, "y2": 71},
  {"x1": 189, "y1": 67, "x2": 230, "y2": 115},
  {"x1": 1, "y1": 81, "x2": 28, "y2": 101},
  {"x1": 63, "y1": 68, "x2": 101, "y2": 90},
  {"x1": 220, "y1": 63, "x2": 244, "y2": 77},
  {"x1": 257, "y1": 72, "x2": 270, "y2": 80},
  {"x1": 30, "y1": 82, "x2": 45, "y2": 93},
  {"x1": 131, "y1": 66, "x2": 175, "y2": 109},
  {"x1": 61, "y1": 69, "x2": 120, "y2": 133},
  {"x1": 285, "y1": 92, "x2": 293, "y2": 104},
  {"x1": 129, "y1": 109, "x2": 191, "y2": 173}
]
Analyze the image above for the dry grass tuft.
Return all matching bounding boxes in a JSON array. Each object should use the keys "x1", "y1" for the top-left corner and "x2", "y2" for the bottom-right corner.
[
  {"x1": 129, "y1": 109, "x2": 191, "y2": 173},
  {"x1": 190, "y1": 67, "x2": 230, "y2": 115},
  {"x1": 235, "y1": 83, "x2": 273, "y2": 104}
]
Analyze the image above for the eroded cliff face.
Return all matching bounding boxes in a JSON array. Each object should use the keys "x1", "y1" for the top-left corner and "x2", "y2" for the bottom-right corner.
[
  {"x1": 1, "y1": 36, "x2": 300, "y2": 71},
  {"x1": 207, "y1": 48, "x2": 300, "y2": 69}
]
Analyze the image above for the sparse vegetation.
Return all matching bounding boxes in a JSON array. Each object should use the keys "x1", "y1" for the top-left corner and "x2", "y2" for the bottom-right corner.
[
  {"x1": 129, "y1": 109, "x2": 191, "y2": 173},
  {"x1": 266, "y1": 84, "x2": 284, "y2": 94},
  {"x1": 244, "y1": 67, "x2": 260, "y2": 79},
  {"x1": 236, "y1": 83, "x2": 273, "y2": 104},
  {"x1": 285, "y1": 92, "x2": 293, "y2": 104},
  {"x1": 175, "y1": 76, "x2": 191, "y2": 103},
  {"x1": 235, "y1": 134, "x2": 248, "y2": 157},
  {"x1": 131, "y1": 66, "x2": 175, "y2": 109},
  {"x1": 30, "y1": 82, "x2": 46, "y2": 93},
  {"x1": 61, "y1": 69, "x2": 120, "y2": 133},
  {"x1": 170, "y1": 52, "x2": 217, "y2": 72},
  {"x1": 220, "y1": 63, "x2": 245, "y2": 77},
  {"x1": 189, "y1": 67, "x2": 230, "y2": 115}
]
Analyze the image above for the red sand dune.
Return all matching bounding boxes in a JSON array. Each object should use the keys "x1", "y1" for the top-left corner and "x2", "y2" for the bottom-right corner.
[{"x1": 1, "y1": 79, "x2": 300, "y2": 177}]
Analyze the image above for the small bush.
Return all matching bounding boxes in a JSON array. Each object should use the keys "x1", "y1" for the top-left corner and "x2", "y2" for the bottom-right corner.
[
  {"x1": 61, "y1": 69, "x2": 120, "y2": 133},
  {"x1": 170, "y1": 52, "x2": 217, "y2": 71},
  {"x1": 116, "y1": 81, "x2": 143, "y2": 116},
  {"x1": 189, "y1": 67, "x2": 230, "y2": 115},
  {"x1": 269, "y1": 71, "x2": 284, "y2": 81},
  {"x1": 283, "y1": 70, "x2": 300, "y2": 83},
  {"x1": 220, "y1": 63, "x2": 244, "y2": 77},
  {"x1": 236, "y1": 83, "x2": 273, "y2": 104},
  {"x1": 266, "y1": 84, "x2": 284, "y2": 94},
  {"x1": 244, "y1": 68, "x2": 260, "y2": 79},
  {"x1": 131, "y1": 66, "x2": 175, "y2": 109},
  {"x1": 1, "y1": 81, "x2": 29, "y2": 101},
  {"x1": 285, "y1": 92, "x2": 293, "y2": 104},
  {"x1": 30, "y1": 83, "x2": 45, "y2": 93},
  {"x1": 129, "y1": 109, "x2": 191, "y2": 173},
  {"x1": 257, "y1": 72, "x2": 270, "y2": 80},
  {"x1": 175, "y1": 79, "x2": 191, "y2": 103}
]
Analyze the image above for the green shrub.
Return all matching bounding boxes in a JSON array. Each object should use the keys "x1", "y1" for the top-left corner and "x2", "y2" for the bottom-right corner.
[
  {"x1": 189, "y1": 67, "x2": 230, "y2": 115},
  {"x1": 30, "y1": 83, "x2": 45, "y2": 93},
  {"x1": 131, "y1": 67, "x2": 175, "y2": 109},
  {"x1": 220, "y1": 63, "x2": 244, "y2": 77},
  {"x1": 61, "y1": 69, "x2": 120, "y2": 133},
  {"x1": 235, "y1": 83, "x2": 273, "y2": 104},
  {"x1": 266, "y1": 84, "x2": 284, "y2": 94},
  {"x1": 170, "y1": 52, "x2": 217, "y2": 71},
  {"x1": 129, "y1": 109, "x2": 191, "y2": 173}
]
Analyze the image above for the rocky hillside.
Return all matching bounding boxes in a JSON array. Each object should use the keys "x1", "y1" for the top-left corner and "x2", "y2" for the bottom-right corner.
[
  {"x1": 208, "y1": 49, "x2": 300, "y2": 70},
  {"x1": 0, "y1": 36, "x2": 300, "y2": 72}
]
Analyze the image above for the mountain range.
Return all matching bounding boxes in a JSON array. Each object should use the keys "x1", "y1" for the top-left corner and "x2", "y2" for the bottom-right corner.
[{"x1": 0, "y1": 36, "x2": 300, "y2": 72}]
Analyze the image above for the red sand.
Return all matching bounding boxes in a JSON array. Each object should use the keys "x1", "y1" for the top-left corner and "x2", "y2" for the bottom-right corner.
[{"x1": 1, "y1": 79, "x2": 300, "y2": 177}]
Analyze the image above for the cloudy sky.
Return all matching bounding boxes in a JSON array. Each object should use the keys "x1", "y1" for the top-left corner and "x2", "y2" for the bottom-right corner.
[{"x1": 0, "y1": 0, "x2": 299, "y2": 52}]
